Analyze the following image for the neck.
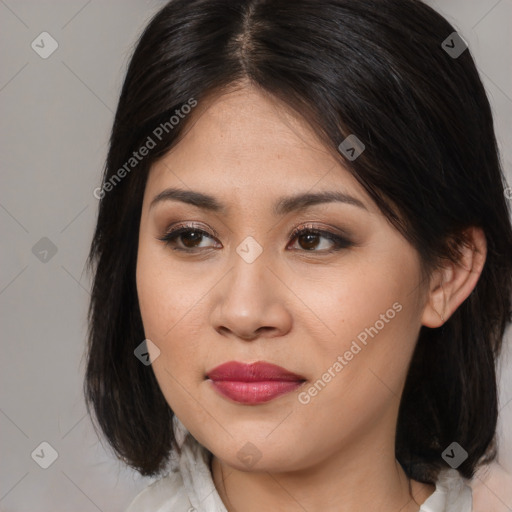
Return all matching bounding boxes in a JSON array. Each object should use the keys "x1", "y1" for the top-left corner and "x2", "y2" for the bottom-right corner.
[{"x1": 211, "y1": 436, "x2": 435, "y2": 512}]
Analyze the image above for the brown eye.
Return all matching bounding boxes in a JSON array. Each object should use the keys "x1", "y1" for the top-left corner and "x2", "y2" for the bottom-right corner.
[
  {"x1": 158, "y1": 226, "x2": 218, "y2": 251},
  {"x1": 296, "y1": 232, "x2": 322, "y2": 250},
  {"x1": 157, "y1": 223, "x2": 353, "y2": 254},
  {"x1": 288, "y1": 227, "x2": 353, "y2": 252},
  {"x1": 179, "y1": 230, "x2": 207, "y2": 248}
]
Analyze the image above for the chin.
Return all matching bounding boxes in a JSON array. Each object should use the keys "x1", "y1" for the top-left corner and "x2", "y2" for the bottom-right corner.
[{"x1": 204, "y1": 432, "x2": 311, "y2": 473}]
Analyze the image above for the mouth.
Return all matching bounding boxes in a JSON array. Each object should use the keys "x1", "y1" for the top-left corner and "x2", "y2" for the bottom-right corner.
[{"x1": 206, "y1": 361, "x2": 306, "y2": 405}]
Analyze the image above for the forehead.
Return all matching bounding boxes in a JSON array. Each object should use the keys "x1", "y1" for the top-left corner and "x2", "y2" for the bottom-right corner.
[{"x1": 144, "y1": 85, "x2": 376, "y2": 214}]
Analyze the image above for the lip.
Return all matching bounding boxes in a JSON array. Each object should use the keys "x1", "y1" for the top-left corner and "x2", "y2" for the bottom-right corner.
[{"x1": 206, "y1": 361, "x2": 306, "y2": 405}]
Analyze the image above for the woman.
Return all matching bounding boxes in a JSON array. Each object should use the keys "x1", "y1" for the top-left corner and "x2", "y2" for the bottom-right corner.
[{"x1": 84, "y1": 0, "x2": 512, "y2": 510}]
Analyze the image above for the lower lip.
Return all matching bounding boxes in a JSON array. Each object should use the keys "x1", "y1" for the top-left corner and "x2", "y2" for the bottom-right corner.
[{"x1": 208, "y1": 380, "x2": 304, "y2": 404}]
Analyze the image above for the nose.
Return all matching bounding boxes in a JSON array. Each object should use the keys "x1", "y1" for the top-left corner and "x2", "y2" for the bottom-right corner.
[{"x1": 209, "y1": 251, "x2": 293, "y2": 342}]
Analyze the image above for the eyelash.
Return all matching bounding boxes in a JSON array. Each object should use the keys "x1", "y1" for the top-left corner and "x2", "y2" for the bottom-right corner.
[{"x1": 157, "y1": 222, "x2": 353, "y2": 254}]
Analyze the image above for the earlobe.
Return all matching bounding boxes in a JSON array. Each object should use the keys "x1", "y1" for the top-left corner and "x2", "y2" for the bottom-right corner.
[{"x1": 421, "y1": 227, "x2": 487, "y2": 328}]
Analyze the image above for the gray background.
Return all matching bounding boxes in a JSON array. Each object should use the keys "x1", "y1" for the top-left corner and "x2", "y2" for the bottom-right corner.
[{"x1": 1, "y1": 1, "x2": 511, "y2": 510}]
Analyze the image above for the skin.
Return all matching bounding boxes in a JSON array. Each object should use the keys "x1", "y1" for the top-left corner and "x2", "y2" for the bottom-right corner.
[{"x1": 136, "y1": 82, "x2": 487, "y2": 512}]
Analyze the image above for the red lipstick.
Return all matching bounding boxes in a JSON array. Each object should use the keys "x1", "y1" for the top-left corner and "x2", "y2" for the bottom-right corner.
[{"x1": 206, "y1": 361, "x2": 306, "y2": 404}]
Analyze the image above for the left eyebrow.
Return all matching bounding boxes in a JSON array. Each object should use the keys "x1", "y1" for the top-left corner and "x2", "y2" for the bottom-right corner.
[
  {"x1": 273, "y1": 190, "x2": 368, "y2": 214},
  {"x1": 149, "y1": 187, "x2": 368, "y2": 214}
]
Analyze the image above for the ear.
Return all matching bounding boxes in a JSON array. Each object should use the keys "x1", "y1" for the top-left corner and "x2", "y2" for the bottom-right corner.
[{"x1": 421, "y1": 227, "x2": 487, "y2": 328}]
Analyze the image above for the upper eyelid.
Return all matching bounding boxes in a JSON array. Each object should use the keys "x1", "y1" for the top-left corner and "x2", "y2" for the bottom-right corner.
[
  {"x1": 159, "y1": 223, "x2": 350, "y2": 248},
  {"x1": 161, "y1": 222, "x2": 346, "y2": 238}
]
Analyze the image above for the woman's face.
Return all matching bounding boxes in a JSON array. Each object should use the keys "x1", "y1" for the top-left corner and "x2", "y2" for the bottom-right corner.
[{"x1": 136, "y1": 84, "x2": 432, "y2": 472}]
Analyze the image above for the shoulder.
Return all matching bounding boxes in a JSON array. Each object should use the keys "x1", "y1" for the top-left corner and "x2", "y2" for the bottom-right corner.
[
  {"x1": 125, "y1": 470, "x2": 191, "y2": 512},
  {"x1": 420, "y1": 468, "x2": 473, "y2": 512}
]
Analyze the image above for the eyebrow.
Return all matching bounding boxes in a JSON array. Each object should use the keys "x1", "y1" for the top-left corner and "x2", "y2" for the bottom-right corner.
[{"x1": 149, "y1": 187, "x2": 368, "y2": 215}]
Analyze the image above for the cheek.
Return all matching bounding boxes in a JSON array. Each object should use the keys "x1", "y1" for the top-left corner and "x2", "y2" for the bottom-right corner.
[
  {"x1": 294, "y1": 292, "x2": 419, "y2": 448},
  {"x1": 294, "y1": 256, "x2": 418, "y2": 350},
  {"x1": 136, "y1": 239, "x2": 196, "y2": 341},
  {"x1": 295, "y1": 255, "x2": 422, "y2": 406},
  {"x1": 136, "y1": 243, "x2": 208, "y2": 384},
  {"x1": 136, "y1": 253, "x2": 205, "y2": 420},
  {"x1": 136, "y1": 262, "x2": 172, "y2": 343}
]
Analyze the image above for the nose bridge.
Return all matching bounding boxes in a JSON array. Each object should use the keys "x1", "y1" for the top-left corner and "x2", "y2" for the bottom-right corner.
[
  {"x1": 211, "y1": 235, "x2": 289, "y2": 339},
  {"x1": 227, "y1": 235, "x2": 272, "y2": 303}
]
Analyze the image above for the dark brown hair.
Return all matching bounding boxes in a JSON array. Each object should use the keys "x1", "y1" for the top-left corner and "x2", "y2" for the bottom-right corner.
[{"x1": 83, "y1": 0, "x2": 512, "y2": 484}]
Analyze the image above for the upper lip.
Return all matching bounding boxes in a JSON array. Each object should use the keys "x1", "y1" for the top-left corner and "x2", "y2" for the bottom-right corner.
[{"x1": 206, "y1": 361, "x2": 306, "y2": 382}]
